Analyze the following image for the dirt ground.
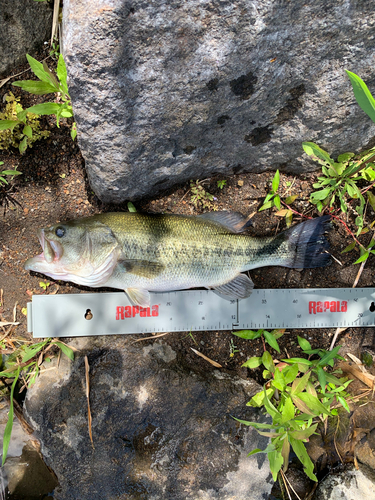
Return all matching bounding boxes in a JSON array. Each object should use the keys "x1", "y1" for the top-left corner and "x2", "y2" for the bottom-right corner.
[{"x1": 1, "y1": 54, "x2": 375, "y2": 493}]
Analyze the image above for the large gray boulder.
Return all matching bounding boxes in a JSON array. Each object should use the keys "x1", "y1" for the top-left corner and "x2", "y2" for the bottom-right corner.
[
  {"x1": 0, "y1": 0, "x2": 53, "y2": 76},
  {"x1": 24, "y1": 336, "x2": 273, "y2": 500},
  {"x1": 63, "y1": 0, "x2": 375, "y2": 203}
]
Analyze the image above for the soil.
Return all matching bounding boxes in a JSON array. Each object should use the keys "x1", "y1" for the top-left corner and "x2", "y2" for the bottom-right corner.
[{"x1": 1, "y1": 53, "x2": 375, "y2": 495}]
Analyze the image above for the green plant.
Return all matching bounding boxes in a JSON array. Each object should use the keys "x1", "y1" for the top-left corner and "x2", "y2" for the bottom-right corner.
[
  {"x1": 0, "y1": 338, "x2": 74, "y2": 465},
  {"x1": 49, "y1": 37, "x2": 60, "y2": 59},
  {"x1": 0, "y1": 161, "x2": 22, "y2": 187},
  {"x1": 258, "y1": 170, "x2": 298, "y2": 227},
  {"x1": 39, "y1": 280, "x2": 50, "y2": 291},
  {"x1": 217, "y1": 179, "x2": 227, "y2": 189},
  {"x1": 10, "y1": 54, "x2": 76, "y2": 140},
  {"x1": 232, "y1": 330, "x2": 351, "y2": 482},
  {"x1": 229, "y1": 338, "x2": 240, "y2": 358},
  {"x1": 190, "y1": 180, "x2": 216, "y2": 210},
  {"x1": 304, "y1": 142, "x2": 375, "y2": 236},
  {"x1": 0, "y1": 92, "x2": 50, "y2": 154}
]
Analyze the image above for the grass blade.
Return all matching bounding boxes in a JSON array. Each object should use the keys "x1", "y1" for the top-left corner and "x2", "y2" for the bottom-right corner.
[{"x1": 2, "y1": 367, "x2": 20, "y2": 466}]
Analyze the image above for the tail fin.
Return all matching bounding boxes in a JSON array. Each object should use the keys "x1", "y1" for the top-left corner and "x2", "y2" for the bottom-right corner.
[{"x1": 284, "y1": 215, "x2": 331, "y2": 268}]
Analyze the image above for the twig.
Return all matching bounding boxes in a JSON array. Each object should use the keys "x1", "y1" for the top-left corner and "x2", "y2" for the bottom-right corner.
[
  {"x1": 134, "y1": 332, "x2": 172, "y2": 342},
  {"x1": 85, "y1": 356, "x2": 94, "y2": 449}
]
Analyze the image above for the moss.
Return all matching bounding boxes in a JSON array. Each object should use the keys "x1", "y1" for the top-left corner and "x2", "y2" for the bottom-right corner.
[{"x1": 0, "y1": 92, "x2": 50, "y2": 152}]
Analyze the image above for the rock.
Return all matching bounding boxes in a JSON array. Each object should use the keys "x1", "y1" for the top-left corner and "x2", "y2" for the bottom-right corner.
[
  {"x1": 24, "y1": 336, "x2": 273, "y2": 500},
  {"x1": 0, "y1": 0, "x2": 53, "y2": 76},
  {"x1": 63, "y1": 0, "x2": 375, "y2": 203},
  {"x1": 313, "y1": 467, "x2": 375, "y2": 500}
]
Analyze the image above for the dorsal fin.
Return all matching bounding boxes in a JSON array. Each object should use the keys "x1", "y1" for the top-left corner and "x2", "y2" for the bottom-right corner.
[{"x1": 197, "y1": 211, "x2": 252, "y2": 233}]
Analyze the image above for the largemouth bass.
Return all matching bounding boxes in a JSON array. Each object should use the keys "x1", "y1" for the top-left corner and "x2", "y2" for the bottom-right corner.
[{"x1": 25, "y1": 212, "x2": 331, "y2": 306}]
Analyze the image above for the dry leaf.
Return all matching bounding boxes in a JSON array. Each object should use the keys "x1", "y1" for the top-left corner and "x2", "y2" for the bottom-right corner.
[
  {"x1": 190, "y1": 348, "x2": 222, "y2": 368},
  {"x1": 0, "y1": 321, "x2": 19, "y2": 327},
  {"x1": 346, "y1": 353, "x2": 368, "y2": 373},
  {"x1": 85, "y1": 356, "x2": 94, "y2": 449},
  {"x1": 341, "y1": 362, "x2": 375, "y2": 389}
]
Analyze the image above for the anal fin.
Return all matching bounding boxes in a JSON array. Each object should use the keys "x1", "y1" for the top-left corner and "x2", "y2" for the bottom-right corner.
[
  {"x1": 125, "y1": 288, "x2": 151, "y2": 307},
  {"x1": 211, "y1": 274, "x2": 254, "y2": 301}
]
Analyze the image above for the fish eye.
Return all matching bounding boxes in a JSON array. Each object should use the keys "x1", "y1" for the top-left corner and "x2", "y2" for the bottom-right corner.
[{"x1": 55, "y1": 227, "x2": 65, "y2": 238}]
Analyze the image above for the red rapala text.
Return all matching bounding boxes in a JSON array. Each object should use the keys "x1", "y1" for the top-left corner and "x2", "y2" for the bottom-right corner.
[
  {"x1": 116, "y1": 305, "x2": 159, "y2": 319},
  {"x1": 309, "y1": 300, "x2": 347, "y2": 314}
]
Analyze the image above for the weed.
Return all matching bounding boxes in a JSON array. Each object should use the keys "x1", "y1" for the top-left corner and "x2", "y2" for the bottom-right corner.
[
  {"x1": 229, "y1": 338, "x2": 240, "y2": 358},
  {"x1": 3, "y1": 54, "x2": 77, "y2": 141},
  {"x1": 0, "y1": 161, "x2": 22, "y2": 188},
  {"x1": 0, "y1": 338, "x2": 74, "y2": 465},
  {"x1": 0, "y1": 92, "x2": 50, "y2": 154},
  {"x1": 190, "y1": 180, "x2": 216, "y2": 210},
  {"x1": 217, "y1": 179, "x2": 227, "y2": 190},
  {"x1": 127, "y1": 201, "x2": 137, "y2": 212},
  {"x1": 258, "y1": 170, "x2": 298, "y2": 227},
  {"x1": 232, "y1": 330, "x2": 351, "y2": 482},
  {"x1": 39, "y1": 281, "x2": 50, "y2": 291},
  {"x1": 49, "y1": 37, "x2": 60, "y2": 59}
]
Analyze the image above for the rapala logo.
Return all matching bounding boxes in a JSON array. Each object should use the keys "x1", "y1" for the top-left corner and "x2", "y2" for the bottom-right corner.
[
  {"x1": 309, "y1": 301, "x2": 347, "y2": 314},
  {"x1": 116, "y1": 305, "x2": 159, "y2": 320}
]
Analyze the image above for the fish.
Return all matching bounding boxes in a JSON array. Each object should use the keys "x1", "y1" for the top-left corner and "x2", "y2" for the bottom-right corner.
[{"x1": 24, "y1": 212, "x2": 331, "y2": 307}]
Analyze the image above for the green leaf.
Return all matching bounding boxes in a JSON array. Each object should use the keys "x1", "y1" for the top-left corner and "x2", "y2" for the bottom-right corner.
[
  {"x1": 289, "y1": 436, "x2": 317, "y2": 481},
  {"x1": 274, "y1": 194, "x2": 281, "y2": 210},
  {"x1": 285, "y1": 195, "x2": 298, "y2": 204},
  {"x1": 242, "y1": 356, "x2": 262, "y2": 369},
  {"x1": 289, "y1": 423, "x2": 318, "y2": 441},
  {"x1": 19, "y1": 136, "x2": 28, "y2": 154},
  {"x1": 354, "y1": 252, "x2": 369, "y2": 264},
  {"x1": 291, "y1": 372, "x2": 311, "y2": 394},
  {"x1": 0, "y1": 120, "x2": 20, "y2": 131},
  {"x1": 337, "y1": 395, "x2": 350, "y2": 412},
  {"x1": 127, "y1": 201, "x2": 137, "y2": 212},
  {"x1": 341, "y1": 241, "x2": 356, "y2": 254},
  {"x1": 2, "y1": 367, "x2": 20, "y2": 466},
  {"x1": 25, "y1": 54, "x2": 53, "y2": 84},
  {"x1": 262, "y1": 351, "x2": 275, "y2": 373},
  {"x1": 346, "y1": 70, "x2": 375, "y2": 124},
  {"x1": 259, "y1": 200, "x2": 274, "y2": 211},
  {"x1": 42, "y1": 61, "x2": 59, "y2": 89},
  {"x1": 264, "y1": 330, "x2": 280, "y2": 353},
  {"x1": 282, "y1": 363, "x2": 299, "y2": 384},
  {"x1": 367, "y1": 191, "x2": 375, "y2": 212},
  {"x1": 71, "y1": 122, "x2": 77, "y2": 141},
  {"x1": 247, "y1": 387, "x2": 274, "y2": 407},
  {"x1": 1, "y1": 170, "x2": 22, "y2": 176},
  {"x1": 268, "y1": 450, "x2": 284, "y2": 481},
  {"x1": 337, "y1": 152, "x2": 355, "y2": 162},
  {"x1": 297, "y1": 336, "x2": 311, "y2": 351},
  {"x1": 52, "y1": 341, "x2": 74, "y2": 361},
  {"x1": 302, "y1": 142, "x2": 333, "y2": 165},
  {"x1": 24, "y1": 103, "x2": 61, "y2": 116},
  {"x1": 272, "y1": 170, "x2": 280, "y2": 192},
  {"x1": 310, "y1": 188, "x2": 332, "y2": 201},
  {"x1": 12, "y1": 80, "x2": 57, "y2": 95},
  {"x1": 318, "y1": 346, "x2": 342, "y2": 367},
  {"x1": 57, "y1": 54, "x2": 69, "y2": 95},
  {"x1": 232, "y1": 417, "x2": 276, "y2": 429},
  {"x1": 232, "y1": 330, "x2": 263, "y2": 340},
  {"x1": 296, "y1": 392, "x2": 331, "y2": 416},
  {"x1": 273, "y1": 368, "x2": 286, "y2": 392},
  {"x1": 281, "y1": 396, "x2": 295, "y2": 422},
  {"x1": 22, "y1": 125, "x2": 32, "y2": 138},
  {"x1": 61, "y1": 108, "x2": 74, "y2": 118},
  {"x1": 316, "y1": 365, "x2": 327, "y2": 393}
]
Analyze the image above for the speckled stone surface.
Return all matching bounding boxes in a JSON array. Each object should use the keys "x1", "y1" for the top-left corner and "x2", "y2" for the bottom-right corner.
[
  {"x1": 63, "y1": 0, "x2": 375, "y2": 203},
  {"x1": 0, "y1": 0, "x2": 52, "y2": 76},
  {"x1": 25, "y1": 336, "x2": 273, "y2": 500}
]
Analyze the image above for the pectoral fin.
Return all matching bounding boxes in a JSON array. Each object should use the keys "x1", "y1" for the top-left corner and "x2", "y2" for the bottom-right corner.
[
  {"x1": 118, "y1": 259, "x2": 164, "y2": 279},
  {"x1": 211, "y1": 274, "x2": 254, "y2": 301},
  {"x1": 125, "y1": 288, "x2": 151, "y2": 307}
]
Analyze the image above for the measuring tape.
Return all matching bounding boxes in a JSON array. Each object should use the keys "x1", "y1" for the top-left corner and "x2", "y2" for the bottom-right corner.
[{"x1": 27, "y1": 288, "x2": 375, "y2": 338}]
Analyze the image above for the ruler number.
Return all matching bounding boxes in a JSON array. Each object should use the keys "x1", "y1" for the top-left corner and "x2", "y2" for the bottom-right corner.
[
  {"x1": 358, "y1": 313, "x2": 363, "y2": 318},
  {"x1": 166, "y1": 302, "x2": 172, "y2": 306},
  {"x1": 262, "y1": 299, "x2": 267, "y2": 304},
  {"x1": 198, "y1": 301, "x2": 203, "y2": 305},
  {"x1": 231, "y1": 315, "x2": 236, "y2": 319},
  {"x1": 293, "y1": 299, "x2": 298, "y2": 303},
  {"x1": 266, "y1": 314, "x2": 270, "y2": 319},
  {"x1": 297, "y1": 314, "x2": 301, "y2": 318}
]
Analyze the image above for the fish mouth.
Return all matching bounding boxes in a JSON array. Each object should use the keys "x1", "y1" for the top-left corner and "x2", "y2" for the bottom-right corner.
[{"x1": 24, "y1": 229, "x2": 63, "y2": 271}]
